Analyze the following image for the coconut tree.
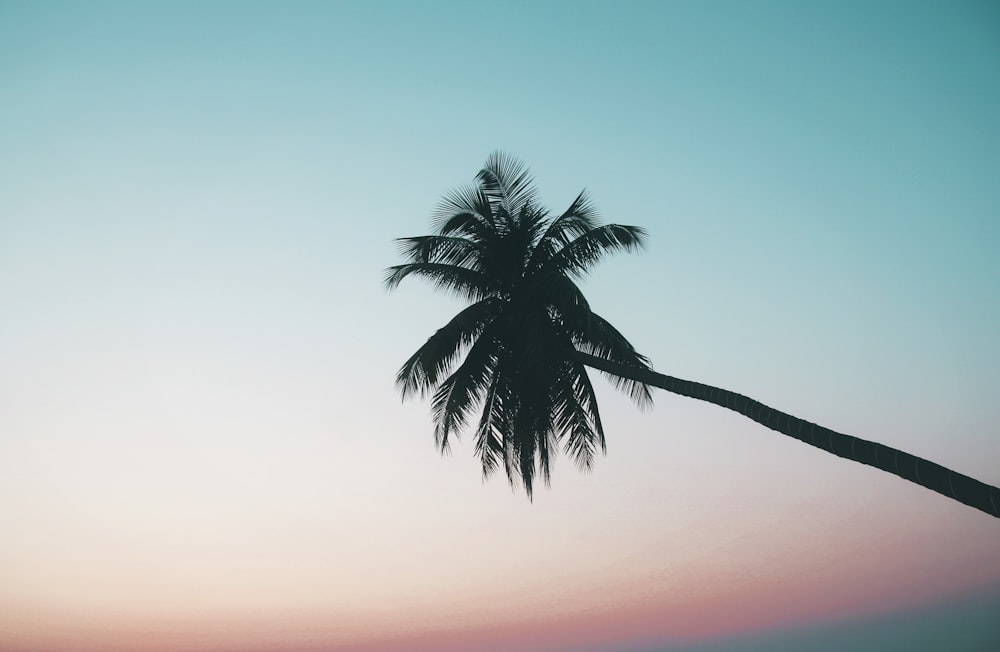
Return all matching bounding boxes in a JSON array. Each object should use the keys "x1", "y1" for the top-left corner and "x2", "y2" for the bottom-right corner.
[{"x1": 386, "y1": 152, "x2": 1000, "y2": 517}]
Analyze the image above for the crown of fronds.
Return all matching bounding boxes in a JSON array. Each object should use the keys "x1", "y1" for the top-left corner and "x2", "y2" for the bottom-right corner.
[{"x1": 386, "y1": 152, "x2": 652, "y2": 497}]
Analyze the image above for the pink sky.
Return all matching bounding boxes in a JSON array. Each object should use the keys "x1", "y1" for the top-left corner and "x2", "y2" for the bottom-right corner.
[{"x1": 2, "y1": 478, "x2": 996, "y2": 652}]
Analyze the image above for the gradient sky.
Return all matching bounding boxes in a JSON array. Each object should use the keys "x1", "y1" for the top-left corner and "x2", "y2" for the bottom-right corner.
[{"x1": 2, "y1": 1, "x2": 999, "y2": 651}]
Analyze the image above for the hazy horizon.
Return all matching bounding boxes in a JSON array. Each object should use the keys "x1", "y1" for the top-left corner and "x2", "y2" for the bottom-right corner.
[{"x1": 622, "y1": 583, "x2": 1000, "y2": 652}]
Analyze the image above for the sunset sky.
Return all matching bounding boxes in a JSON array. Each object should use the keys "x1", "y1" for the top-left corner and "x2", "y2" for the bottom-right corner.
[{"x1": 1, "y1": 1, "x2": 999, "y2": 651}]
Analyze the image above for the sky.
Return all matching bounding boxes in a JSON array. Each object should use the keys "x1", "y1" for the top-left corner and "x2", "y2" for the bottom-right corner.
[{"x1": 1, "y1": 0, "x2": 999, "y2": 651}]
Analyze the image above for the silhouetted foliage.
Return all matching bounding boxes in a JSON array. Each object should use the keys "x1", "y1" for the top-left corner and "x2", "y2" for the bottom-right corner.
[{"x1": 386, "y1": 152, "x2": 651, "y2": 496}]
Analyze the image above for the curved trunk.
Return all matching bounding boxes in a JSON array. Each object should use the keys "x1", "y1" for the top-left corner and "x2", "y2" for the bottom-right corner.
[{"x1": 575, "y1": 351, "x2": 1000, "y2": 519}]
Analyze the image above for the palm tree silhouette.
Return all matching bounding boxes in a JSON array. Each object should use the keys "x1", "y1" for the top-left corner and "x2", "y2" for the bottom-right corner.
[{"x1": 386, "y1": 152, "x2": 999, "y2": 517}]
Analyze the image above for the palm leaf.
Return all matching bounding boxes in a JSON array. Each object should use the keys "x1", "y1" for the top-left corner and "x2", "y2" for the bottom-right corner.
[
  {"x1": 395, "y1": 235, "x2": 484, "y2": 269},
  {"x1": 572, "y1": 311, "x2": 653, "y2": 408},
  {"x1": 431, "y1": 185, "x2": 496, "y2": 238},
  {"x1": 396, "y1": 298, "x2": 502, "y2": 398},
  {"x1": 543, "y1": 224, "x2": 647, "y2": 279},
  {"x1": 475, "y1": 367, "x2": 510, "y2": 478},
  {"x1": 528, "y1": 190, "x2": 600, "y2": 270},
  {"x1": 431, "y1": 332, "x2": 500, "y2": 452},
  {"x1": 383, "y1": 262, "x2": 496, "y2": 301},
  {"x1": 477, "y1": 151, "x2": 538, "y2": 221}
]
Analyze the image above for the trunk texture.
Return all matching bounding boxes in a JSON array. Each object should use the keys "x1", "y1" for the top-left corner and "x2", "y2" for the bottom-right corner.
[{"x1": 575, "y1": 351, "x2": 1000, "y2": 519}]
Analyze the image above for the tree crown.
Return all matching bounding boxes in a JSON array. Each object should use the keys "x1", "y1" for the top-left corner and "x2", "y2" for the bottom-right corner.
[{"x1": 387, "y1": 152, "x2": 652, "y2": 496}]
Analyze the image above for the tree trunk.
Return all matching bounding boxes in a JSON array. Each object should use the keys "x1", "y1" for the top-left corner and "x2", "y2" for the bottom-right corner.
[{"x1": 575, "y1": 351, "x2": 1000, "y2": 519}]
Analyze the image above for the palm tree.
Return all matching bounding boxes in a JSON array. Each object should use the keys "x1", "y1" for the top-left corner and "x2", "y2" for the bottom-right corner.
[{"x1": 386, "y1": 152, "x2": 1000, "y2": 517}]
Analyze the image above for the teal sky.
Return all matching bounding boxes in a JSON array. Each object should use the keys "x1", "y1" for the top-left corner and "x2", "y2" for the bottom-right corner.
[{"x1": 1, "y1": 2, "x2": 999, "y2": 651}]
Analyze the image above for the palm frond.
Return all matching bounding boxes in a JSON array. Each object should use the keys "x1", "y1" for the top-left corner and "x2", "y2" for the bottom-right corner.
[
  {"x1": 528, "y1": 191, "x2": 600, "y2": 270},
  {"x1": 383, "y1": 262, "x2": 496, "y2": 301},
  {"x1": 553, "y1": 362, "x2": 605, "y2": 470},
  {"x1": 518, "y1": 204, "x2": 551, "y2": 247},
  {"x1": 475, "y1": 369, "x2": 510, "y2": 479},
  {"x1": 543, "y1": 224, "x2": 647, "y2": 279},
  {"x1": 573, "y1": 311, "x2": 653, "y2": 408},
  {"x1": 431, "y1": 185, "x2": 496, "y2": 238},
  {"x1": 395, "y1": 235, "x2": 483, "y2": 269},
  {"x1": 436, "y1": 212, "x2": 491, "y2": 240},
  {"x1": 511, "y1": 407, "x2": 541, "y2": 498},
  {"x1": 431, "y1": 334, "x2": 499, "y2": 452},
  {"x1": 396, "y1": 298, "x2": 502, "y2": 399},
  {"x1": 477, "y1": 151, "x2": 538, "y2": 222}
]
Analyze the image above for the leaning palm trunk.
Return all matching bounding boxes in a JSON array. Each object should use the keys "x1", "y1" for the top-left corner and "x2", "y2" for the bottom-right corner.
[{"x1": 576, "y1": 351, "x2": 1000, "y2": 519}]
